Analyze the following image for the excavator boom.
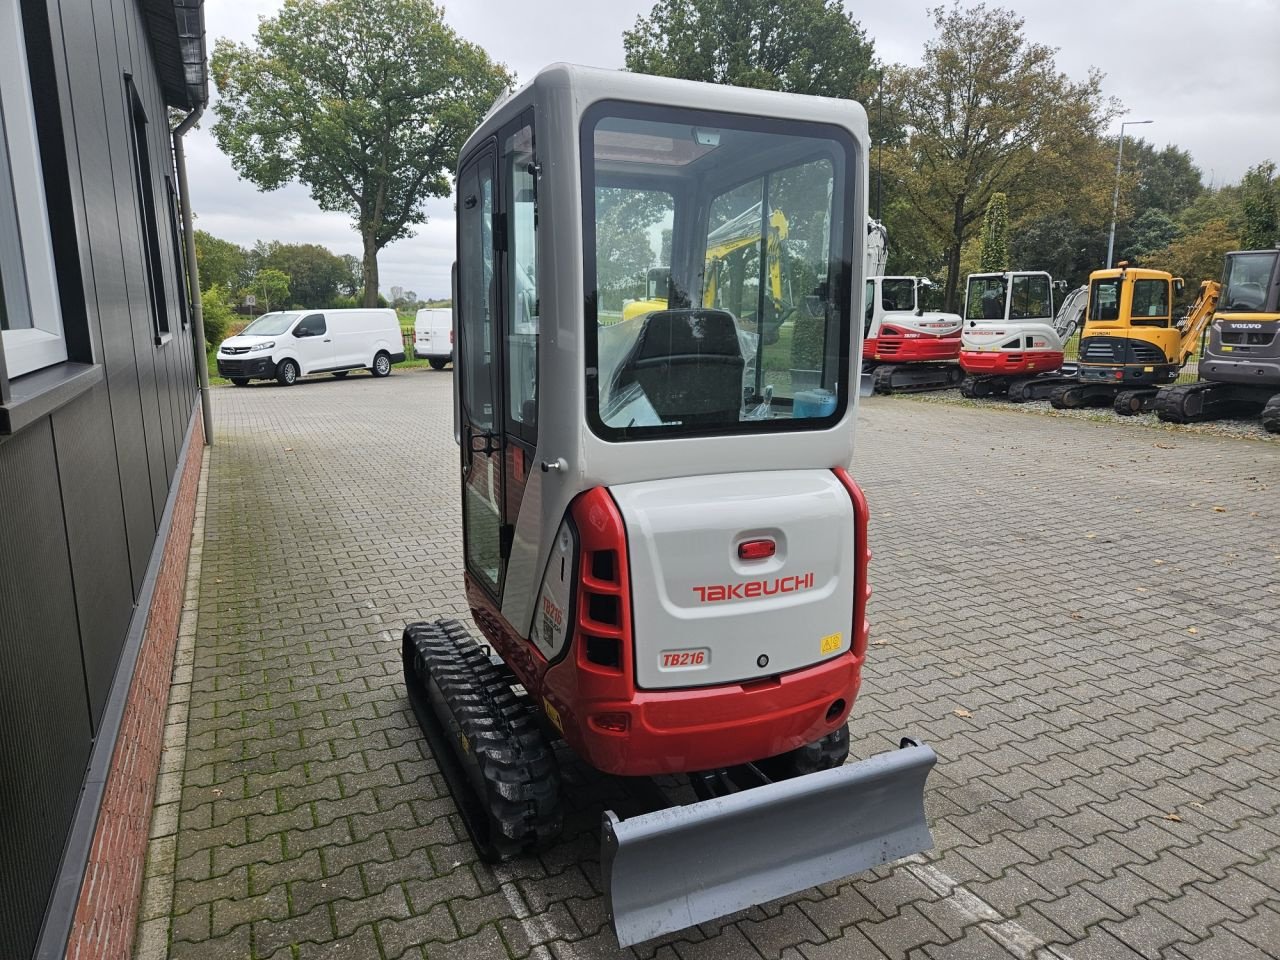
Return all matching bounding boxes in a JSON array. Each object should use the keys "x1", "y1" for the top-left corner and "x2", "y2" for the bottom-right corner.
[{"x1": 1177, "y1": 280, "x2": 1221, "y2": 364}]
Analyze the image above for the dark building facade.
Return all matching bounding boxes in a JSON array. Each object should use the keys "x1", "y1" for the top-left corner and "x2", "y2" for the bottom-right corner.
[{"x1": 0, "y1": 1, "x2": 207, "y2": 957}]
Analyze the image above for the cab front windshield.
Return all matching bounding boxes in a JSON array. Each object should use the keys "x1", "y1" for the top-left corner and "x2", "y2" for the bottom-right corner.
[
  {"x1": 584, "y1": 104, "x2": 853, "y2": 439},
  {"x1": 1221, "y1": 251, "x2": 1278, "y2": 313},
  {"x1": 240, "y1": 312, "x2": 301, "y2": 337},
  {"x1": 966, "y1": 277, "x2": 1007, "y2": 321}
]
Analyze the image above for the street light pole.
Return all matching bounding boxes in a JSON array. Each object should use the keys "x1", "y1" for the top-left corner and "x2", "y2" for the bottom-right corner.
[{"x1": 1106, "y1": 119, "x2": 1153, "y2": 268}]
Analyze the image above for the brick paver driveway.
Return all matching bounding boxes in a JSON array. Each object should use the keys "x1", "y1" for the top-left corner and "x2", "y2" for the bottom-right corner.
[{"x1": 145, "y1": 371, "x2": 1280, "y2": 959}]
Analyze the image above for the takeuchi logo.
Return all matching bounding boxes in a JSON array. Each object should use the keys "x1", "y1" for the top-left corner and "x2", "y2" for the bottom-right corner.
[{"x1": 692, "y1": 573, "x2": 815, "y2": 603}]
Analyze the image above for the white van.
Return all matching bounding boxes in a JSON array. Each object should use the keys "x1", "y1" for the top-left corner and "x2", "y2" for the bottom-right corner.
[
  {"x1": 216, "y1": 308, "x2": 405, "y2": 386},
  {"x1": 413, "y1": 307, "x2": 453, "y2": 370}
]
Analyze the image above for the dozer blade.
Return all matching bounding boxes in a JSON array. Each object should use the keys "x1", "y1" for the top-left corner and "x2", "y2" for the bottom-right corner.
[
  {"x1": 602, "y1": 740, "x2": 936, "y2": 947},
  {"x1": 858, "y1": 367, "x2": 875, "y2": 397}
]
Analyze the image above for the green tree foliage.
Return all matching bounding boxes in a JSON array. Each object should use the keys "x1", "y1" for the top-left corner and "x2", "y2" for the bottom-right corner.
[
  {"x1": 1145, "y1": 219, "x2": 1240, "y2": 285},
  {"x1": 1125, "y1": 209, "x2": 1180, "y2": 261},
  {"x1": 978, "y1": 193, "x2": 1009, "y2": 272},
  {"x1": 624, "y1": 0, "x2": 878, "y2": 104},
  {"x1": 211, "y1": 0, "x2": 511, "y2": 307},
  {"x1": 1240, "y1": 161, "x2": 1279, "y2": 249},
  {"x1": 594, "y1": 188, "x2": 671, "y2": 311},
  {"x1": 259, "y1": 242, "x2": 350, "y2": 307},
  {"x1": 200, "y1": 284, "x2": 237, "y2": 345},
  {"x1": 246, "y1": 268, "x2": 292, "y2": 314},
  {"x1": 1008, "y1": 213, "x2": 1106, "y2": 289},
  {"x1": 883, "y1": 4, "x2": 1118, "y2": 309},
  {"x1": 1125, "y1": 140, "x2": 1203, "y2": 218},
  {"x1": 195, "y1": 230, "x2": 247, "y2": 292}
]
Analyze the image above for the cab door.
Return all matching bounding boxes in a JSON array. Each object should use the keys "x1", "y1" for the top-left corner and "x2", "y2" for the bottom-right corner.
[{"x1": 457, "y1": 147, "x2": 505, "y2": 595}]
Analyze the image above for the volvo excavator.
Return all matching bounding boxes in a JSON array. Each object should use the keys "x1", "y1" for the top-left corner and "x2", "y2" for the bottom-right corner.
[
  {"x1": 1155, "y1": 248, "x2": 1280, "y2": 432},
  {"x1": 958, "y1": 272, "x2": 1086, "y2": 401},
  {"x1": 1049, "y1": 265, "x2": 1219, "y2": 415},
  {"x1": 402, "y1": 64, "x2": 935, "y2": 949}
]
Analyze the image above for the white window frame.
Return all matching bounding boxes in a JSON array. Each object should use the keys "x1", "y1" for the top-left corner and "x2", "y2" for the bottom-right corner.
[{"x1": 0, "y1": 0, "x2": 67, "y2": 378}]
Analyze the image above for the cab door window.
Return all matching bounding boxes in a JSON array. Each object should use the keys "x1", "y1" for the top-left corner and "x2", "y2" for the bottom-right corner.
[{"x1": 295, "y1": 313, "x2": 326, "y2": 337}]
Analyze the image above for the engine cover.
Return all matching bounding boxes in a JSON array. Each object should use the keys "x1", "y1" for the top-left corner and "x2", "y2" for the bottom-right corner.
[{"x1": 610, "y1": 470, "x2": 855, "y2": 690}]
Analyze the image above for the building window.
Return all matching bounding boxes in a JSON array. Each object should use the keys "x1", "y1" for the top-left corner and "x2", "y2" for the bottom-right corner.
[
  {"x1": 166, "y1": 177, "x2": 189, "y2": 329},
  {"x1": 0, "y1": 0, "x2": 68, "y2": 378},
  {"x1": 124, "y1": 74, "x2": 170, "y2": 345}
]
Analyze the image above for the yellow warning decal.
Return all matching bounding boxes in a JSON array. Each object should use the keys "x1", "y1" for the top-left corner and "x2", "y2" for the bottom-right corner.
[
  {"x1": 543, "y1": 697, "x2": 564, "y2": 734},
  {"x1": 820, "y1": 632, "x2": 843, "y2": 655}
]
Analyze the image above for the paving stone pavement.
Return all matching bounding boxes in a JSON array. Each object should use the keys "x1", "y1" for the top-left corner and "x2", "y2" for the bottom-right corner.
[{"x1": 141, "y1": 370, "x2": 1280, "y2": 960}]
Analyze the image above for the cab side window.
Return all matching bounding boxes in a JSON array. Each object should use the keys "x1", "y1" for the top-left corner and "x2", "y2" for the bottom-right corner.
[
  {"x1": 296, "y1": 314, "x2": 326, "y2": 337},
  {"x1": 505, "y1": 121, "x2": 538, "y2": 435}
]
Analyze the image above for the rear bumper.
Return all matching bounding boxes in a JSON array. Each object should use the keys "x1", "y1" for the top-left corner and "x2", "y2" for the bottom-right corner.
[
  {"x1": 216, "y1": 356, "x2": 275, "y2": 379},
  {"x1": 1200, "y1": 356, "x2": 1280, "y2": 384},
  {"x1": 566, "y1": 654, "x2": 861, "y2": 776},
  {"x1": 959, "y1": 349, "x2": 1064, "y2": 374},
  {"x1": 1079, "y1": 363, "x2": 1177, "y2": 385},
  {"x1": 414, "y1": 348, "x2": 450, "y2": 360},
  {"x1": 866, "y1": 336, "x2": 961, "y2": 362},
  {"x1": 389, "y1": 351, "x2": 406, "y2": 364}
]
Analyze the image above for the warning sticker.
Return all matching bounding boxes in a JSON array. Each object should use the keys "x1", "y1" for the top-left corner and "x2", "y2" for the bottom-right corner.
[{"x1": 820, "y1": 632, "x2": 842, "y2": 655}]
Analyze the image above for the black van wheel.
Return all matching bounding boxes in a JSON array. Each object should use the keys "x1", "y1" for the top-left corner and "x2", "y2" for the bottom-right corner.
[
  {"x1": 371, "y1": 352, "x2": 392, "y2": 377},
  {"x1": 230, "y1": 378, "x2": 249, "y2": 387},
  {"x1": 276, "y1": 359, "x2": 299, "y2": 386},
  {"x1": 428, "y1": 358, "x2": 448, "y2": 371}
]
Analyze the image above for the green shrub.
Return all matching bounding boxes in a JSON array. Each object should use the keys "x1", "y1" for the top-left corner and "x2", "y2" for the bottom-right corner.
[
  {"x1": 201, "y1": 285, "x2": 236, "y2": 345},
  {"x1": 790, "y1": 315, "x2": 824, "y2": 370}
]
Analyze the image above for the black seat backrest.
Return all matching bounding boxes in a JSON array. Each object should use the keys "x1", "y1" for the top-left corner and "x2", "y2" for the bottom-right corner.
[{"x1": 612, "y1": 309, "x2": 744, "y2": 423}]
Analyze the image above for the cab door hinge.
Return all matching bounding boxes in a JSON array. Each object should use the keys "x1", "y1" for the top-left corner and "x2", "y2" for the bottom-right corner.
[{"x1": 499, "y1": 523, "x2": 515, "y2": 559}]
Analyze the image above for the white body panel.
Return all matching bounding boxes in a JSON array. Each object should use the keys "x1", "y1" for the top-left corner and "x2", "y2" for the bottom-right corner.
[
  {"x1": 959, "y1": 272, "x2": 1063, "y2": 358},
  {"x1": 864, "y1": 276, "x2": 962, "y2": 340},
  {"x1": 218, "y1": 308, "x2": 401, "y2": 377},
  {"x1": 611, "y1": 471, "x2": 855, "y2": 690},
  {"x1": 414, "y1": 307, "x2": 453, "y2": 361}
]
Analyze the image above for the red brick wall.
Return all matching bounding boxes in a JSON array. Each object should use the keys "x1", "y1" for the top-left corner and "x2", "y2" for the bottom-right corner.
[{"x1": 64, "y1": 414, "x2": 204, "y2": 960}]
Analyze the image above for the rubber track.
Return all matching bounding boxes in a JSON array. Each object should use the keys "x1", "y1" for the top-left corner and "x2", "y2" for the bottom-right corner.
[
  {"x1": 1153, "y1": 382, "x2": 1211, "y2": 422},
  {"x1": 403, "y1": 620, "x2": 561, "y2": 861},
  {"x1": 1113, "y1": 389, "x2": 1153, "y2": 416},
  {"x1": 1262, "y1": 395, "x2": 1280, "y2": 434}
]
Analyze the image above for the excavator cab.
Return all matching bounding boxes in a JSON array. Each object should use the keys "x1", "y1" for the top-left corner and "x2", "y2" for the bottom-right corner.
[{"x1": 402, "y1": 64, "x2": 935, "y2": 947}]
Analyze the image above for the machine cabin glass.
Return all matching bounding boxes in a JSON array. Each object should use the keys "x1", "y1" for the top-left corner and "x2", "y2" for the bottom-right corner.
[
  {"x1": 582, "y1": 102, "x2": 855, "y2": 440},
  {"x1": 1220, "y1": 250, "x2": 1279, "y2": 313},
  {"x1": 966, "y1": 276, "x2": 1007, "y2": 321}
]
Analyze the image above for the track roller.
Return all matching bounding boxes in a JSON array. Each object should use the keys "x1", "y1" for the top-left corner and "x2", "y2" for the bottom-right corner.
[
  {"x1": 402, "y1": 620, "x2": 562, "y2": 861},
  {"x1": 1113, "y1": 389, "x2": 1154, "y2": 416},
  {"x1": 959, "y1": 376, "x2": 992, "y2": 399},
  {"x1": 1048, "y1": 383, "x2": 1085, "y2": 409}
]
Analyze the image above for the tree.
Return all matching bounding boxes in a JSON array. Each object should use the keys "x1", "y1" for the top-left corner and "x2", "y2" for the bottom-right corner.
[
  {"x1": 1240, "y1": 161, "x2": 1279, "y2": 249},
  {"x1": 978, "y1": 193, "x2": 1009, "y2": 272},
  {"x1": 246, "y1": 268, "x2": 292, "y2": 314},
  {"x1": 624, "y1": 0, "x2": 879, "y2": 110},
  {"x1": 211, "y1": 0, "x2": 511, "y2": 306},
  {"x1": 1124, "y1": 208, "x2": 1180, "y2": 261},
  {"x1": 882, "y1": 4, "x2": 1118, "y2": 309},
  {"x1": 338, "y1": 255, "x2": 362, "y2": 297},
  {"x1": 1009, "y1": 213, "x2": 1106, "y2": 289},
  {"x1": 195, "y1": 230, "x2": 247, "y2": 293},
  {"x1": 1124, "y1": 140, "x2": 1203, "y2": 219},
  {"x1": 1145, "y1": 219, "x2": 1240, "y2": 285},
  {"x1": 261, "y1": 242, "x2": 349, "y2": 307}
]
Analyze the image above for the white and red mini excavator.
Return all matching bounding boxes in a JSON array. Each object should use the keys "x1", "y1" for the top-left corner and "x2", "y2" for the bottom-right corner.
[{"x1": 402, "y1": 63, "x2": 935, "y2": 948}]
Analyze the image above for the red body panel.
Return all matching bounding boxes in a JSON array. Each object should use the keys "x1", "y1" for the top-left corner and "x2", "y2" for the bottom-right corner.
[
  {"x1": 466, "y1": 475, "x2": 873, "y2": 777},
  {"x1": 958, "y1": 349, "x2": 1065, "y2": 375},
  {"x1": 864, "y1": 332, "x2": 962, "y2": 362}
]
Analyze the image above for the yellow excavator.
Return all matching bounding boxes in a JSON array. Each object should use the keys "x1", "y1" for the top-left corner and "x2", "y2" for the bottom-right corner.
[
  {"x1": 1049, "y1": 265, "x2": 1219, "y2": 414},
  {"x1": 623, "y1": 204, "x2": 792, "y2": 343}
]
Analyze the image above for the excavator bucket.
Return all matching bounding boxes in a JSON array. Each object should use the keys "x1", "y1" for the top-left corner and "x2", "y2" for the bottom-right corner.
[{"x1": 601, "y1": 740, "x2": 936, "y2": 947}]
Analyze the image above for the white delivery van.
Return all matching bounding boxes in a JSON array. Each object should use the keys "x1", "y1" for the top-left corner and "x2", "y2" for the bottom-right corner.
[
  {"x1": 216, "y1": 308, "x2": 405, "y2": 386},
  {"x1": 413, "y1": 307, "x2": 453, "y2": 370}
]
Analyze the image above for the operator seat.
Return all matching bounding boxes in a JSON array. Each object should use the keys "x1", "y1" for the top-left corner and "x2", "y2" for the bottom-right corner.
[{"x1": 610, "y1": 309, "x2": 745, "y2": 424}]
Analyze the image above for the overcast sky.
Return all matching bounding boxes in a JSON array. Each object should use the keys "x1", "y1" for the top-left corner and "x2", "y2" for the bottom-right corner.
[{"x1": 187, "y1": 0, "x2": 1280, "y2": 299}]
